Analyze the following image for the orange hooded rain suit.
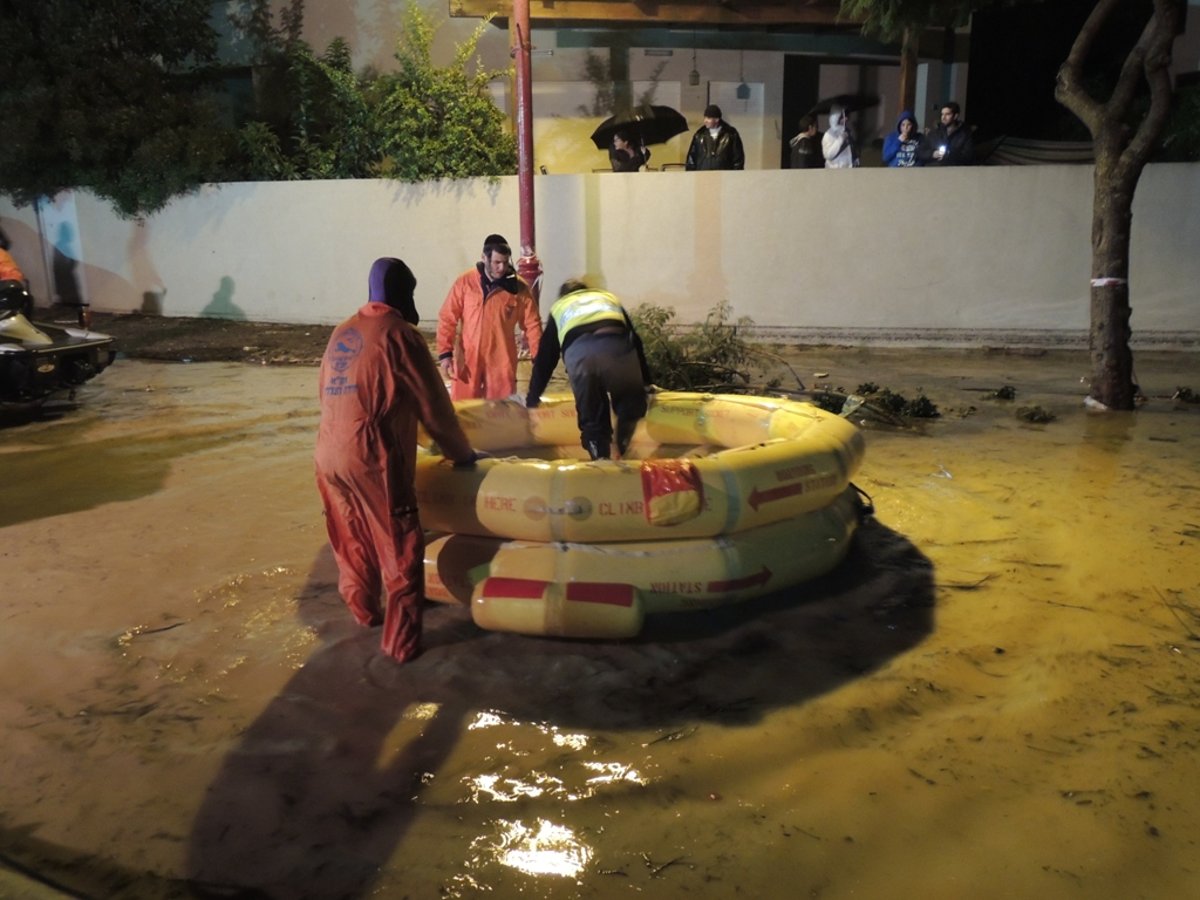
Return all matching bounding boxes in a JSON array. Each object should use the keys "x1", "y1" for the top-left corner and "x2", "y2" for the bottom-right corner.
[
  {"x1": 0, "y1": 248, "x2": 25, "y2": 283},
  {"x1": 436, "y1": 264, "x2": 542, "y2": 401},
  {"x1": 315, "y1": 259, "x2": 474, "y2": 662}
]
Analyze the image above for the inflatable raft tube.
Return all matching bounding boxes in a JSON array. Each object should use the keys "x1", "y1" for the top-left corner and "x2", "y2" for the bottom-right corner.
[
  {"x1": 423, "y1": 485, "x2": 867, "y2": 638},
  {"x1": 416, "y1": 391, "x2": 864, "y2": 543}
]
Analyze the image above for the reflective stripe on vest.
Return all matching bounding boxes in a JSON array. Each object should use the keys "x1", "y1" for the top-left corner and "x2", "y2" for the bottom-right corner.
[{"x1": 550, "y1": 290, "x2": 624, "y2": 340}]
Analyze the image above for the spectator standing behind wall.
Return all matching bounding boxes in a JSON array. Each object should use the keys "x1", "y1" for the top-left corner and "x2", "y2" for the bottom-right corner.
[
  {"x1": 789, "y1": 115, "x2": 825, "y2": 169},
  {"x1": 918, "y1": 102, "x2": 975, "y2": 166},
  {"x1": 822, "y1": 106, "x2": 859, "y2": 168},
  {"x1": 610, "y1": 130, "x2": 651, "y2": 172},
  {"x1": 685, "y1": 105, "x2": 745, "y2": 171},
  {"x1": 883, "y1": 111, "x2": 924, "y2": 167}
]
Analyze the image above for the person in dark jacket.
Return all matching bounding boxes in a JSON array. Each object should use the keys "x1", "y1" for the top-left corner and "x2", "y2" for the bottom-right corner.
[
  {"x1": 788, "y1": 115, "x2": 825, "y2": 169},
  {"x1": 525, "y1": 280, "x2": 652, "y2": 460},
  {"x1": 883, "y1": 110, "x2": 924, "y2": 167},
  {"x1": 685, "y1": 105, "x2": 745, "y2": 171},
  {"x1": 918, "y1": 101, "x2": 975, "y2": 166},
  {"x1": 610, "y1": 129, "x2": 651, "y2": 172}
]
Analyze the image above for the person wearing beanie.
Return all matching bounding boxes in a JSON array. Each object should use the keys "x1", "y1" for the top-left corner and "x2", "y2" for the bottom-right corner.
[
  {"x1": 436, "y1": 233, "x2": 542, "y2": 400},
  {"x1": 685, "y1": 104, "x2": 745, "y2": 171},
  {"x1": 315, "y1": 257, "x2": 479, "y2": 663}
]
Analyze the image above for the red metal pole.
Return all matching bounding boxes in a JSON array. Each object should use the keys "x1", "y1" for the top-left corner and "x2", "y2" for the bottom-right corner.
[{"x1": 511, "y1": 0, "x2": 543, "y2": 304}]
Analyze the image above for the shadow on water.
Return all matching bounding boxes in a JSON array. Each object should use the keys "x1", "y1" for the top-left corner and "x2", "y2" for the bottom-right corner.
[
  {"x1": 185, "y1": 517, "x2": 934, "y2": 898},
  {"x1": 0, "y1": 424, "x2": 264, "y2": 528}
]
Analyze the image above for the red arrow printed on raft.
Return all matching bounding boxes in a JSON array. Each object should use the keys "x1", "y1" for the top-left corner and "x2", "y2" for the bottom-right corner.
[
  {"x1": 706, "y1": 566, "x2": 772, "y2": 592},
  {"x1": 747, "y1": 480, "x2": 806, "y2": 511}
]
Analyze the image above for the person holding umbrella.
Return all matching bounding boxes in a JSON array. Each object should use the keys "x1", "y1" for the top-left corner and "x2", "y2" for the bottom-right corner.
[
  {"x1": 685, "y1": 105, "x2": 745, "y2": 171},
  {"x1": 610, "y1": 129, "x2": 651, "y2": 172},
  {"x1": 591, "y1": 105, "x2": 688, "y2": 168},
  {"x1": 822, "y1": 104, "x2": 859, "y2": 168}
]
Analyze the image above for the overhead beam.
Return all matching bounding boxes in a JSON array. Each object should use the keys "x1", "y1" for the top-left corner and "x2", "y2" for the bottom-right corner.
[
  {"x1": 552, "y1": 27, "x2": 896, "y2": 58},
  {"x1": 449, "y1": 0, "x2": 849, "y2": 28}
]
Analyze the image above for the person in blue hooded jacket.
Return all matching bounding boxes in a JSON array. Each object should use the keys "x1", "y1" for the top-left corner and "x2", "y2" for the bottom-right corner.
[{"x1": 883, "y1": 111, "x2": 924, "y2": 167}]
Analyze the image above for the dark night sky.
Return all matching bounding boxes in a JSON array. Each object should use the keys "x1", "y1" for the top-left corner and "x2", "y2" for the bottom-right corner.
[{"x1": 967, "y1": 0, "x2": 1149, "y2": 141}]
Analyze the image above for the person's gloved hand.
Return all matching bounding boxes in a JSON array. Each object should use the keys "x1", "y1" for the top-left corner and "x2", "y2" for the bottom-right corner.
[{"x1": 453, "y1": 450, "x2": 491, "y2": 469}]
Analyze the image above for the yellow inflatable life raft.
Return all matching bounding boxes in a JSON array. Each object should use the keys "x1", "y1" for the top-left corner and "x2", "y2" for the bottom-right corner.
[{"x1": 416, "y1": 391, "x2": 867, "y2": 638}]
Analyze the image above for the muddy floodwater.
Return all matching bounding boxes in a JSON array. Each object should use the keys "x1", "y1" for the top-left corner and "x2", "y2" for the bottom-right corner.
[{"x1": 2, "y1": 348, "x2": 1199, "y2": 899}]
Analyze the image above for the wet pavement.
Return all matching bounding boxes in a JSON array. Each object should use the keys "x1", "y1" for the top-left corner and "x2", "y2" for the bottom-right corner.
[{"x1": 2, "y1": 349, "x2": 1199, "y2": 899}]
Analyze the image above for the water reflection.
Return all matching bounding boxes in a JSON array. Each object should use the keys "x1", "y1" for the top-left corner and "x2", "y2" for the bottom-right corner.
[
  {"x1": 5, "y1": 354, "x2": 1197, "y2": 899},
  {"x1": 185, "y1": 515, "x2": 933, "y2": 897},
  {"x1": 483, "y1": 818, "x2": 592, "y2": 877}
]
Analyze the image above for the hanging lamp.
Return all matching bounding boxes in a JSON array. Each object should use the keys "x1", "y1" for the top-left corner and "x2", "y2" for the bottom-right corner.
[{"x1": 736, "y1": 49, "x2": 750, "y2": 100}]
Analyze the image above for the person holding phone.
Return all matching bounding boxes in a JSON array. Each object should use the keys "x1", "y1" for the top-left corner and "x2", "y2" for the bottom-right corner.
[{"x1": 919, "y1": 101, "x2": 975, "y2": 166}]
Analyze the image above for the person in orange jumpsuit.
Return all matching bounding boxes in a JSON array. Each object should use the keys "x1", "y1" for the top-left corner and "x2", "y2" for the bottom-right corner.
[
  {"x1": 0, "y1": 247, "x2": 25, "y2": 283},
  {"x1": 436, "y1": 234, "x2": 542, "y2": 400},
  {"x1": 315, "y1": 257, "x2": 479, "y2": 663}
]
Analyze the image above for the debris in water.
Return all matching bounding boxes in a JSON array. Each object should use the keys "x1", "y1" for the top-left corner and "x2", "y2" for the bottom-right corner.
[{"x1": 1016, "y1": 405, "x2": 1056, "y2": 423}]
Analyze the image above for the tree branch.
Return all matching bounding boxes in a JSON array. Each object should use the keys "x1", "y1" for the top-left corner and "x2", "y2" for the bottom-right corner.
[
  {"x1": 1106, "y1": 21, "x2": 1153, "y2": 120},
  {"x1": 1121, "y1": 0, "x2": 1185, "y2": 174},
  {"x1": 1055, "y1": 0, "x2": 1126, "y2": 134}
]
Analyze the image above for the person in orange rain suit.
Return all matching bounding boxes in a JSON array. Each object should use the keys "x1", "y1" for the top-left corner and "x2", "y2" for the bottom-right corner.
[
  {"x1": 436, "y1": 233, "x2": 542, "y2": 400},
  {"x1": 315, "y1": 257, "x2": 481, "y2": 663},
  {"x1": 0, "y1": 247, "x2": 25, "y2": 283}
]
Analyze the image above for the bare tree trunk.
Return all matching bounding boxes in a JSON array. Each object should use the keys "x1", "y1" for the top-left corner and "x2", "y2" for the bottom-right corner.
[
  {"x1": 1055, "y1": 0, "x2": 1184, "y2": 410},
  {"x1": 898, "y1": 26, "x2": 918, "y2": 115},
  {"x1": 1089, "y1": 165, "x2": 1136, "y2": 409}
]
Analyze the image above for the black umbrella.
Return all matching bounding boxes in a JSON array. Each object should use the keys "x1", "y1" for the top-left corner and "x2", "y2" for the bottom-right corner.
[
  {"x1": 805, "y1": 93, "x2": 881, "y2": 117},
  {"x1": 590, "y1": 105, "x2": 690, "y2": 150}
]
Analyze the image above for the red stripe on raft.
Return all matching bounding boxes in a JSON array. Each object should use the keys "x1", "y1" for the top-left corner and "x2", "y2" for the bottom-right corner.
[
  {"x1": 566, "y1": 582, "x2": 635, "y2": 607},
  {"x1": 482, "y1": 577, "x2": 550, "y2": 600}
]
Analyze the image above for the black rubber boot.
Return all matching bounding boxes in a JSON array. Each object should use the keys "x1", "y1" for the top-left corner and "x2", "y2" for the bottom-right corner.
[
  {"x1": 585, "y1": 439, "x2": 610, "y2": 460},
  {"x1": 615, "y1": 419, "x2": 637, "y2": 457}
]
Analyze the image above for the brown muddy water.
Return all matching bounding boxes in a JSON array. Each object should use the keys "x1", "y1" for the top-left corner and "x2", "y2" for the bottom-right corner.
[{"x1": 1, "y1": 349, "x2": 1199, "y2": 900}]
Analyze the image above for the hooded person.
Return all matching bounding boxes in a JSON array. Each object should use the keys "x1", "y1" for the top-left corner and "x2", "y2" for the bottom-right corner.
[
  {"x1": 883, "y1": 110, "x2": 923, "y2": 167},
  {"x1": 821, "y1": 105, "x2": 859, "y2": 169},
  {"x1": 436, "y1": 233, "x2": 542, "y2": 401},
  {"x1": 315, "y1": 257, "x2": 479, "y2": 663}
]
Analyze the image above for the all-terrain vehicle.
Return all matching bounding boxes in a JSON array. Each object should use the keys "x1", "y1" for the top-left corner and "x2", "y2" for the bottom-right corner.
[{"x1": 0, "y1": 280, "x2": 117, "y2": 405}]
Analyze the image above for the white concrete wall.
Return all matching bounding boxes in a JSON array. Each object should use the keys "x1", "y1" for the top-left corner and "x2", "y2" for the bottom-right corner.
[{"x1": 3, "y1": 163, "x2": 1199, "y2": 346}]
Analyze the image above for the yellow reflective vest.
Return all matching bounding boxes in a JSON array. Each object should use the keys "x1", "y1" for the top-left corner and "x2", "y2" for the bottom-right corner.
[{"x1": 549, "y1": 290, "x2": 625, "y2": 341}]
